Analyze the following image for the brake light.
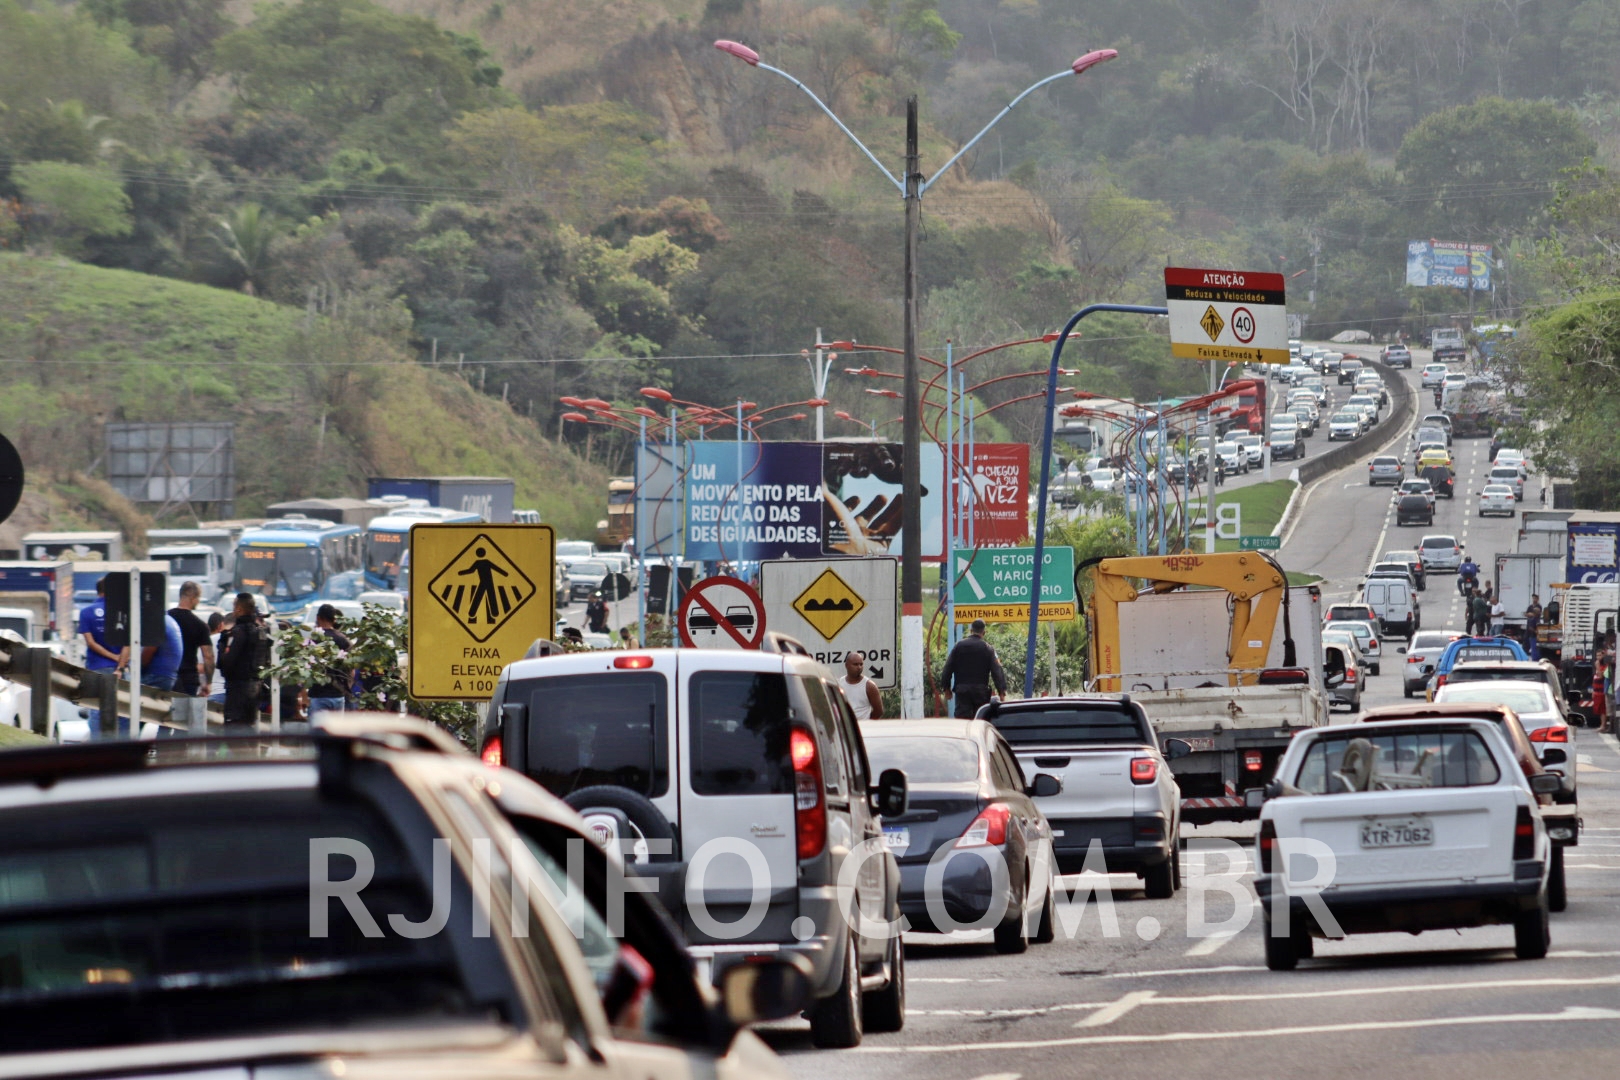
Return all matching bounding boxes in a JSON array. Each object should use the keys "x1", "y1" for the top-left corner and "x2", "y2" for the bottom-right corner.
[
  {"x1": 1528, "y1": 726, "x2": 1568, "y2": 743},
  {"x1": 791, "y1": 726, "x2": 826, "y2": 860},
  {"x1": 1258, "y1": 820, "x2": 1276, "y2": 873},
  {"x1": 1131, "y1": 757, "x2": 1159, "y2": 784},
  {"x1": 1243, "y1": 750, "x2": 1264, "y2": 772},
  {"x1": 959, "y1": 803, "x2": 1012, "y2": 847},
  {"x1": 1512, "y1": 806, "x2": 1535, "y2": 860},
  {"x1": 1344, "y1": 666, "x2": 1357, "y2": 682},
  {"x1": 1407, "y1": 654, "x2": 1423, "y2": 663},
  {"x1": 480, "y1": 735, "x2": 502, "y2": 768},
  {"x1": 614, "y1": 655, "x2": 654, "y2": 669},
  {"x1": 1435, "y1": 674, "x2": 1448, "y2": 690}
]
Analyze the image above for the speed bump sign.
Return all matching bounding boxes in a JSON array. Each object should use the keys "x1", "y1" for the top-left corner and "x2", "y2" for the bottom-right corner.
[
  {"x1": 761, "y1": 557, "x2": 897, "y2": 688},
  {"x1": 410, "y1": 524, "x2": 553, "y2": 700}
]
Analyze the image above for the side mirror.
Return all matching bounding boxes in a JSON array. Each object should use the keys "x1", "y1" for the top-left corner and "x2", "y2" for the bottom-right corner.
[
  {"x1": 873, "y1": 768, "x2": 908, "y2": 818},
  {"x1": 718, "y1": 954, "x2": 813, "y2": 1028},
  {"x1": 1026, "y1": 773, "x2": 1063, "y2": 798},
  {"x1": 1529, "y1": 773, "x2": 1563, "y2": 796},
  {"x1": 1540, "y1": 748, "x2": 1567, "y2": 766},
  {"x1": 1163, "y1": 737, "x2": 1193, "y2": 761}
]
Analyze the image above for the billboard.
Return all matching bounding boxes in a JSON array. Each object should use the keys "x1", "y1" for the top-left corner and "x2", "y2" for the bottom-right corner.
[
  {"x1": 961, "y1": 445, "x2": 1029, "y2": 546},
  {"x1": 105, "y1": 423, "x2": 235, "y2": 512},
  {"x1": 1406, "y1": 240, "x2": 1492, "y2": 290}
]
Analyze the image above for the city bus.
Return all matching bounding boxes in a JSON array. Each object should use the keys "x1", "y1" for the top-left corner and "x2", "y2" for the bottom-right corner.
[
  {"x1": 233, "y1": 516, "x2": 363, "y2": 613},
  {"x1": 363, "y1": 507, "x2": 482, "y2": 590}
]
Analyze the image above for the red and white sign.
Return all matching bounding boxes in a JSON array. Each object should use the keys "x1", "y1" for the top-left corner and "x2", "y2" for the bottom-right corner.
[
  {"x1": 960, "y1": 444, "x2": 1028, "y2": 547},
  {"x1": 678, "y1": 575, "x2": 766, "y2": 650}
]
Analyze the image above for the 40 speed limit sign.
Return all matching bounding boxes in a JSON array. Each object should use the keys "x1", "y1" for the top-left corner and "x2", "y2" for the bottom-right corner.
[{"x1": 1165, "y1": 267, "x2": 1289, "y2": 364}]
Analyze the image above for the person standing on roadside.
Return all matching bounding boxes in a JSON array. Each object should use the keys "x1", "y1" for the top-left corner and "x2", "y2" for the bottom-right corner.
[
  {"x1": 940, "y1": 619, "x2": 1007, "y2": 719},
  {"x1": 306, "y1": 604, "x2": 352, "y2": 722},
  {"x1": 586, "y1": 590, "x2": 609, "y2": 634},
  {"x1": 168, "y1": 582, "x2": 214, "y2": 736},
  {"x1": 78, "y1": 577, "x2": 121, "y2": 739},
  {"x1": 839, "y1": 652, "x2": 883, "y2": 721},
  {"x1": 216, "y1": 593, "x2": 265, "y2": 729},
  {"x1": 1525, "y1": 593, "x2": 1544, "y2": 659},
  {"x1": 1490, "y1": 596, "x2": 1506, "y2": 636},
  {"x1": 1469, "y1": 591, "x2": 1490, "y2": 638}
]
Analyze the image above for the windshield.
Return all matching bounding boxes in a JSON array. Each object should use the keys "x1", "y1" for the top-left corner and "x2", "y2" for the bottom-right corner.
[
  {"x1": 0, "y1": 616, "x2": 29, "y2": 638},
  {"x1": 365, "y1": 529, "x2": 406, "y2": 579},
  {"x1": 0, "y1": 787, "x2": 480, "y2": 1053},
  {"x1": 234, "y1": 545, "x2": 321, "y2": 600},
  {"x1": 1437, "y1": 684, "x2": 1553, "y2": 714},
  {"x1": 864, "y1": 737, "x2": 981, "y2": 784},
  {"x1": 1294, "y1": 730, "x2": 1501, "y2": 793},
  {"x1": 557, "y1": 542, "x2": 594, "y2": 559},
  {"x1": 163, "y1": 554, "x2": 211, "y2": 577},
  {"x1": 572, "y1": 561, "x2": 609, "y2": 577}
]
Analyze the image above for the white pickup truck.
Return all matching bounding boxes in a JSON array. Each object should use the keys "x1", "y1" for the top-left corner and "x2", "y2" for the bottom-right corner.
[
  {"x1": 983, "y1": 696, "x2": 1192, "y2": 899},
  {"x1": 1254, "y1": 716, "x2": 1561, "y2": 970}
]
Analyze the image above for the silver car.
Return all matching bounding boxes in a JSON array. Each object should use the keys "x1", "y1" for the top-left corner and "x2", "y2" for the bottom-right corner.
[
  {"x1": 1418, "y1": 534, "x2": 1463, "y2": 572},
  {"x1": 1324, "y1": 619, "x2": 1383, "y2": 675},
  {"x1": 1402, "y1": 629, "x2": 1461, "y2": 697},
  {"x1": 1367, "y1": 455, "x2": 1404, "y2": 486}
]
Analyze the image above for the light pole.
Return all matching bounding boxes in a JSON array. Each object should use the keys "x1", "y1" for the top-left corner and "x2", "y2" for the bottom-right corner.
[
  {"x1": 717, "y1": 39, "x2": 1118, "y2": 715},
  {"x1": 801, "y1": 331, "x2": 837, "y2": 441}
]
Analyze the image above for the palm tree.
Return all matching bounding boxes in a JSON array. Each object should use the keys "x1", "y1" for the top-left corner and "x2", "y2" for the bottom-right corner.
[{"x1": 214, "y1": 203, "x2": 280, "y2": 295}]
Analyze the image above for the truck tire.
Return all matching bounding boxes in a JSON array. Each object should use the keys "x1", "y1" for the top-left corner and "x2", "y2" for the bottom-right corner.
[
  {"x1": 1549, "y1": 847, "x2": 1567, "y2": 913},
  {"x1": 1143, "y1": 857, "x2": 1175, "y2": 900},
  {"x1": 810, "y1": 933, "x2": 864, "y2": 1048},
  {"x1": 1514, "y1": 893, "x2": 1550, "y2": 960},
  {"x1": 1263, "y1": 917, "x2": 1300, "y2": 971},
  {"x1": 862, "y1": 936, "x2": 905, "y2": 1033},
  {"x1": 562, "y1": 786, "x2": 679, "y2": 862}
]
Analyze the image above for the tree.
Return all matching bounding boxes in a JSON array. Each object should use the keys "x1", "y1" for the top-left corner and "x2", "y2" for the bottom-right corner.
[
  {"x1": 13, "y1": 161, "x2": 133, "y2": 254},
  {"x1": 1513, "y1": 291, "x2": 1620, "y2": 508},
  {"x1": 1396, "y1": 97, "x2": 1596, "y2": 237},
  {"x1": 210, "y1": 203, "x2": 281, "y2": 294},
  {"x1": 84, "y1": 0, "x2": 234, "y2": 85}
]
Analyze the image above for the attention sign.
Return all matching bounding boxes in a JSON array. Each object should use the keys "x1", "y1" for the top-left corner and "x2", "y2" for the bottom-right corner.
[{"x1": 1165, "y1": 267, "x2": 1289, "y2": 365}]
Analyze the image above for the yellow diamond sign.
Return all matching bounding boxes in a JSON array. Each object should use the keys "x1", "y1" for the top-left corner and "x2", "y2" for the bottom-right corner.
[
  {"x1": 1200, "y1": 304, "x2": 1226, "y2": 342},
  {"x1": 792, "y1": 568, "x2": 866, "y2": 641}
]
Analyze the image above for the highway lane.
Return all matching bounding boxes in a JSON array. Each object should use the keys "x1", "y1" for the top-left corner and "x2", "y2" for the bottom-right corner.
[{"x1": 772, "y1": 348, "x2": 1620, "y2": 1079}]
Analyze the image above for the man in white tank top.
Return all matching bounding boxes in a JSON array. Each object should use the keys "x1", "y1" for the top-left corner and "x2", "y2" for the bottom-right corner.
[{"x1": 840, "y1": 652, "x2": 883, "y2": 720}]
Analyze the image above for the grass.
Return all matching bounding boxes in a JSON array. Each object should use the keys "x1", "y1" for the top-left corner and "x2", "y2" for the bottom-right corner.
[
  {"x1": 0, "y1": 253, "x2": 609, "y2": 538},
  {"x1": 0, "y1": 725, "x2": 48, "y2": 748},
  {"x1": 1187, "y1": 480, "x2": 1299, "y2": 553}
]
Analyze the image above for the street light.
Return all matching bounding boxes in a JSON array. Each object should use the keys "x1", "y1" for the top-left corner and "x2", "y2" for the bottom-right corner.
[{"x1": 718, "y1": 39, "x2": 1119, "y2": 716}]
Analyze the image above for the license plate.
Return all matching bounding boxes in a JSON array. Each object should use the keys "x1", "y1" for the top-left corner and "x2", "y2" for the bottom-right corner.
[
  {"x1": 883, "y1": 827, "x2": 910, "y2": 855},
  {"x1": 1360, "y1": 817, "x2": 1433, "y2": 848}
]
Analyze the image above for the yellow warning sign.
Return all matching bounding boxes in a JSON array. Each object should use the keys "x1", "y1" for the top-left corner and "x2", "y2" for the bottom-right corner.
[
  {"x1": 792, "y1": 567, "x2": 866, "y2": 641},
  {"x1": 1200, "y1": 305, "x2": 1226, "y2": 342},
  {"x1": 409, "y1": 524, "x2": 553, "y2": 700}
]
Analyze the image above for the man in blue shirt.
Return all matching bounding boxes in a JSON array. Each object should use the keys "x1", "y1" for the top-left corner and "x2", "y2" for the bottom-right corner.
[
  {"x1": 111, "y1": 612, "x2": 183, "y2": 738},
  {"x1": 78, "y1": 578, "x2": 121, "y2": 738}
]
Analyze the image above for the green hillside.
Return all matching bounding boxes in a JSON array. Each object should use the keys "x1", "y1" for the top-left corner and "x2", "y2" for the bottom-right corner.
[{"x1": 0, "y1": 253, "x2": 608, "y2": 539}]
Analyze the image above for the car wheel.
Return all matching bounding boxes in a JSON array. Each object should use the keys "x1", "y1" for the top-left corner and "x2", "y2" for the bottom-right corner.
[
  {"x1": 1403, "y1": 685, "x2": 1415, "y2": 698},
  {"x1": 810, "y1": 933, "x2": 864, "y2": 1048},
  {"x1": 1171, "y1": 843, "x2": 1183, "y2": 891},
  {"x1": 1263, "y1": 916, "x2": 1300, "y2": 971},
  {"x1": 1033, "y1": 881, "x2": 1057, "y2": 945},
  {"x1": 1548, "y1": 847, "x2": 1567, "y2": 913},
  {"x1": 1348, "y1": 699, "x2": 1361, "y2": 713},
  {"x1": 862, "y1": 935, "x2": 906, "y2": 1033},
  {"x1": 993, "y1": 891, "x2": 1030, "y2": 955},
  {"x1": 1371, "y1": 663, "x2": 1380, "y2": 676},
  {"x1": 1514, "y1": 892, "x2": 1551, "y2": 960},
  {"x1": 1143, "y1": 856, "x2": 1175, "y2": 900}
]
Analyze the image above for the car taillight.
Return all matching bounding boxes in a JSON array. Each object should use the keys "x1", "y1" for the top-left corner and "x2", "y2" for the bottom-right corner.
[
  {"x1": 1131, "y1": 757, "x2": 1159, "y2": 784},
  {"x1": 1344, "y1": 666, "x2": 1357, "y2": 682},
  {"x1": 791, "y1": 726, "x2": 826, "y2": 860},
  {"x1": 1243, "y1": 750, "x2": 1264, "y2": 772},
  {"x1": 1435, "y1": 674, "x2": 1447, "y2": 690},
  {"x1": 959, "y1": 803, "x2": 1012, "y2": 848},
  {"x1": 614, "y1": 655, "x2": 654, "y2": 669},
  {"x1": 1407, "y1": 654, "x2": 1423, "y2": 663},
  {"x1": 1513, "y1": 806, "x2": 1535, "y2": 860},
  {"x1": 480, "y1": 734, "x2": 502, "y2": 768},
  {"x1": 1258, "y1": 819, "x2": 1276, "y2": 873},
  {"x1": 1528, "y1": 726, "x2": 1568, "y2": 743}
]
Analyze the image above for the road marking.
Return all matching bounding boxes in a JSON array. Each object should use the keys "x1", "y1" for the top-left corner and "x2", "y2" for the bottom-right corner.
[
  {"x1": 1075, "y1": 990, "x2": 1157, "y2": 1028},
  {"x1": 1184, "y1": 931, "x2": 1243, "y2": 957},
  {"x1": 855, "y1": 1006, "x2": 1620, "y2": 1054},
  {"x1": 1106, "y1": 965, "x2": 1263, "y2": 978},
  {"x1": 911, "y1": 977, "x2": 1008, "y2": 984},
  {"x1": 968, "y1": 1074, "x2": 1022, "y2": 1080},
  {"x1": 1131, "y1": 971, "x2": 1620, "y2": 1007}
]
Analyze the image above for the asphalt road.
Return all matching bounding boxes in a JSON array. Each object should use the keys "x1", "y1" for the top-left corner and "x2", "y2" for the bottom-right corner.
[{"x1": 772, "y1": 350, "x2": 1620, "y2": 1079}]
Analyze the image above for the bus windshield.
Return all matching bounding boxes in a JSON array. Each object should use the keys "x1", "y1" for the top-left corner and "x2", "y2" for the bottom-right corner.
[
  {"x1": 235, "y1": 545, "x2": 321, "y2": 600},
  {"x1": 365, "y1": 529, "x2": 406, "y2": 580},
  {"x1": 165, "y1": 553, "x2": 211, "y2": 577}
]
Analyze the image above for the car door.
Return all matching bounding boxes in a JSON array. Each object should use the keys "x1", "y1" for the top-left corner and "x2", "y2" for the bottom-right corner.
[
  {"x1": 813, "y1": 676, "x2": 888, "y2": 962},
  {"x1": 988, "y1": 732, "x2": 1046, "y2": 918}
]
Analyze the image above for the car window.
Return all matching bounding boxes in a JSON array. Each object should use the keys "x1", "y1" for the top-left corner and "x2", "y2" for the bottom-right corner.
[
  {"x1": 1294, "y1": 730, "x2": 1502, "y2": 793},
  {"x1": 993, "y1": 737, "x2": 1028, "y2": 789},
  {"x1": 1437, "y1": 684, "x2": 1553, "y2": 714},
  {"x1": 989, "y1": 706, "x2": 1145, "y2": 745},
  {"x1": 797, "y1": 676, "x2": 847, "y2": 798},
  {"x1": 864, "y1": 736, "x2": 980, "y2": 783},
  {"x1": 689, "y1": 671, "x2": 793, "y2": 796},
  {"x1": 512, "y1": 672, "x2": 670, "y2": 798}
]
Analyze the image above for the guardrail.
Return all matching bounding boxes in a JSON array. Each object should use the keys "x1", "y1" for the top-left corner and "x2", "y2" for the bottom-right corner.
[
  {"x1": 1297, "y1": 358, "x2": 1417, "y2": 486},
  {"x1": 0, "y1": 638, "x2": 225, "y2": 738}
]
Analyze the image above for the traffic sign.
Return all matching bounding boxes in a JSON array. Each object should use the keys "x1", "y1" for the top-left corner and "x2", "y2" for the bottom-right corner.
[
  {"x1": 679, "y1": 575, "x2": 766, "y2": 650},
  {"x1": 952, "y1": 546, "x2": 1077, "y2": 624},
  {"x1": 1240, "y1": 535, "x2": 1281, "y2": 550},
  {"x1": 1165, "y1": 267, "x2": 1289, "y2": 364},
  {"x1": 0, "y1": 434, "x2": 23, "y2": 527},
  {"x1": 761, "y1": 558, "x2": 897, "y2": 687},
  {"x1": 409, "y1": 524, "x2": 553, "y2": 700}
]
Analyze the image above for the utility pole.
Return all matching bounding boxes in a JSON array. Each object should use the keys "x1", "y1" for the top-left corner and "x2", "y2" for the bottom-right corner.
[
  {"x1": 901, "y1": 96, "x2": 924, "y2": 719},
  {"x1": 1205, "y1": 359, "x2": 1218, "y2": 554},
  {"x1": 807, "y1": 328, "x2": 831, "y2": 441}
]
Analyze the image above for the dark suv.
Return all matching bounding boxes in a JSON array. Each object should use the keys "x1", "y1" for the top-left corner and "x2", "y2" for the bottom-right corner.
[
  {"x1": 1421, "y1": 464, "x2": 1455, "y2": 498},
  {"x1": 1397, "y1": 493, "x2": 1434, "y2": 526}
]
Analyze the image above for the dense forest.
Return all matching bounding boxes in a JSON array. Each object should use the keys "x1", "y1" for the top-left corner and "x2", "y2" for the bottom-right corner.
[{"x1": 3, "y1": 0, "x2": 1620, "y2": 504}]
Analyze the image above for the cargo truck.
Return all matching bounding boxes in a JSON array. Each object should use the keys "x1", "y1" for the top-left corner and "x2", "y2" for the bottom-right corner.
[
  {"x1": 1430, "y1": 326, "x2": 1467, "y2": 362},
  {"x1": 1559, "y1": 582, "x2": 1618, "y2": 708},
  {"x1": 366, "y1": 476, "x2": 514, "y2": 522},
  {"x1": 1566, "y1": 514, "x2": 1620, "y2": 584},
  {"x1": 1082, "y1": 553, "x2": 1329, "y2": 823},
  {"x1": 0, "y1": 561, "x2": 78, "y2": 659},
  {"x1": 21, "y1": 531, "x2": 122, "y2": 563},
  {"x1": 1494, "y1": 551, "x2": 1566, "y2": 654}
]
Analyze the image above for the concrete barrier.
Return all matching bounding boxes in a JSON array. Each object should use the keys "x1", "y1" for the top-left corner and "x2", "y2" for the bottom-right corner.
[{"x1": 1297, "y1": 359, "x2": 1416, "y2": 486}]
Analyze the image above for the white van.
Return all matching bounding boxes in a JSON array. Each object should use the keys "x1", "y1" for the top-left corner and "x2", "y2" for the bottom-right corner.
[{"x1": 1362, "y1": 576, "x2": 1422, "y2": 638}]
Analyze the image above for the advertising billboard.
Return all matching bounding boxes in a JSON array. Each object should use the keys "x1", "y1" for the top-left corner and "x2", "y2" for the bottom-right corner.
[
  {"x1": 1406, "y1": 240, "x2": 1492, "y2": 290},
  {"x1": 962, "y1": 444, "x2": 1029, "y2": 546}
]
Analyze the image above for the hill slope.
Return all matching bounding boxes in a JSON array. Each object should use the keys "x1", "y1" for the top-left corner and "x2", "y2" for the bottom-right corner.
[{"x1": 0, "y1": 254, "x2": 608, "y2": 544}]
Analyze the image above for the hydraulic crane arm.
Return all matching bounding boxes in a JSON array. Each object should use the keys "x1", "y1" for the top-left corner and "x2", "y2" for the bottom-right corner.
[{"x1": 1081, "y1": 551, "x2": 1292, "y2": 690}]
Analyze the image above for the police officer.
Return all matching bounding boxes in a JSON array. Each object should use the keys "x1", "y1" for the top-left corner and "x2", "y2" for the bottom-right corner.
[{"x1": 940, "y1": 619, "x2": 1008, "y2": 719}]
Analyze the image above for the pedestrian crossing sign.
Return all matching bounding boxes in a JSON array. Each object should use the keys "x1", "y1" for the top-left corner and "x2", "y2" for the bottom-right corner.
[{"x1": 410, "y1": 524, "x2": 553, "y2": 700}]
